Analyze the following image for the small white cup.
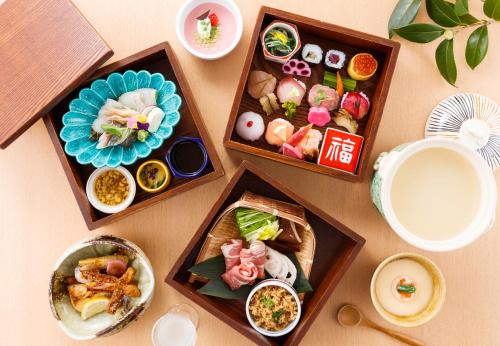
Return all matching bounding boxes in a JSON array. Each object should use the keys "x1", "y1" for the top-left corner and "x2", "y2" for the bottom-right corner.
[{"x1": 86, "y1": 166, "x2": 136, "y2": 214}]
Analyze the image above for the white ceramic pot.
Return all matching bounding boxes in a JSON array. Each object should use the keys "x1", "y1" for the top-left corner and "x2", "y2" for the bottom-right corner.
[{"x1": 371, "y1": 138, "x2": 497, "y2": 252}]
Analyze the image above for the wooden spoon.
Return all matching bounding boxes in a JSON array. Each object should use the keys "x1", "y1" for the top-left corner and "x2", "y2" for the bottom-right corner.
[{"x1": 337, "y1": 304, "x2": 425, "y2": 346}]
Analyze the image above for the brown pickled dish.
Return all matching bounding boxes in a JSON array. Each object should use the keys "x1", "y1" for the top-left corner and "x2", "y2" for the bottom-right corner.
[{"x1": 94, "y1": 170, "x2": 129, "y2": 205}]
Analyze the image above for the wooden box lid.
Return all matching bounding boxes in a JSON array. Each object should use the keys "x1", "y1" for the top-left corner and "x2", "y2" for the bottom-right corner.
[{"x1": 0, "y1": 0, "x2": 113, "y2": 149}]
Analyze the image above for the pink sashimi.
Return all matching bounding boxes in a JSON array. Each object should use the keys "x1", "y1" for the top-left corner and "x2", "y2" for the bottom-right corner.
[
  {"x1": 282, "y1": 143, "x2": 304, "y2": 160},
  {"x1": 286, "y1": 124, "x2": 312, "y2": 146}
]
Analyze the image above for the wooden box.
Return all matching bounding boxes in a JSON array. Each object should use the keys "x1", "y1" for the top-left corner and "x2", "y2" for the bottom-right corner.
[
  {"x1": 44, "y1": 43, "x2": 224, "y2": 230},
  {"x1": 223, "y1": 7, "x2": 400, "y2": 182},
  {"x1": 166, "y1": 161, "x2": 365, "y2": 346}
]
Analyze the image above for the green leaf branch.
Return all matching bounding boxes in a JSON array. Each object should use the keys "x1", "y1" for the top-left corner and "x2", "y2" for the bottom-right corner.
[{"x1": 388, "y1": 0, "x2": 499, "y2": 85}]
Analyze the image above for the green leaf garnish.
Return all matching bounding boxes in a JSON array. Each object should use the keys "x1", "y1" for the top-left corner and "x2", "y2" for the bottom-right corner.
[
  {"x1": 466, "y1": 25, "x2": 489, "y2": 69},
  {"x1": 397, "y1": 284, "x2": 416, "y2": 293},
  {"x1": 388, "y1": 0, "x2": 422, "y2": 38},
  {"x1": 454, "y1": 0, "x2": 468, "y2": 17},
  {"x1": 282, "y1": 101, "x2": 297, "y2": 120},
  {"x1": 435, "y1": 38, "x2": 457, "y2": 86},
  {"x1": 484, "y1": 0, "x2": 500, "y2": 20},
  {"x1": 261, "y1": 296, "x2": 274, "y2": 309},
  {"x1": 394, "y1": 23, "x2": 445, "y2": 43},
  {"x1": 272, "y1": 309, "x2": 284, "y2": 324},
  {"x1": 426, "y1": 0, "x2": 462, "y2": 27}
]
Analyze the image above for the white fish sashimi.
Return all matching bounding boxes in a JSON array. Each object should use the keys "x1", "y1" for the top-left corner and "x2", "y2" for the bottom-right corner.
[
  {"x1": 144, "y1": 107, "x2": 165, "y2": 133},
  {"x1": 118, "y1": 88, "x2": 157, "y2": 112}
]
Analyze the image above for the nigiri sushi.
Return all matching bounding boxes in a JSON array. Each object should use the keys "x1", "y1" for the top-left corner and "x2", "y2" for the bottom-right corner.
[{"x1": 265, "y1": 118, "x2": 294, "y2": 146}]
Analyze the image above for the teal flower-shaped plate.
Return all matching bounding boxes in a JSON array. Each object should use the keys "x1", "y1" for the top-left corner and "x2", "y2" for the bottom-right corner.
[{"x1": 60, "y1": 70, "x2": 182, "y2": 168}]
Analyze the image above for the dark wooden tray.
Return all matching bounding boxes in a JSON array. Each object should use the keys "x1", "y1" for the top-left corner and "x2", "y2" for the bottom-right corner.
[
  {"x1": 223, "y1": 7, "x2": 399, "y2": 182},
  {"x1": 44, "y1": 42, "x2": 224, "y2": 230},
  {"x1": 166, "y1": 161, "x2": 365, "y2": 346}
]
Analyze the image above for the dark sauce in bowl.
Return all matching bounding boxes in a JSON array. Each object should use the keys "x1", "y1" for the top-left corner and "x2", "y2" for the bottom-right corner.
[{"x1": 170, "y1": 140, "x2": 206, "y2": 174}]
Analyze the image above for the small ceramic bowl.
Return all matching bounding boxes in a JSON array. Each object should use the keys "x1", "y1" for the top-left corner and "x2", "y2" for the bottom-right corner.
[
  {"x1": 49, "y1": 235, "x2": 155, "y2": 340},
  {"x1": 245, "y1": 279, "x2": 301, "y2": 337},
  {"x1": 86, "y1": 166, "x2": 136, "y2": 214},
  {"x1": 165, "y1": 137, "x2": 209, "y2": 178},
  {"x1": 260, "y1": 20, "x2": 301, "y2": 64},
  {"x1": 176, "y1": 0, "x2": 243, "y2": 60},
  {"x1": 370, "y1": 253, "x2": 446, "y2": 327},
  {"x1": 136, "y1": 159, "x2": 172, "y2": 193}
]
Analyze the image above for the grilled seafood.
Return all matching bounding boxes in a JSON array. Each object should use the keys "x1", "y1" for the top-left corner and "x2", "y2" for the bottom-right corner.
[{"x1": 66, "y1": 254, "x2": 141, "y2": 319}]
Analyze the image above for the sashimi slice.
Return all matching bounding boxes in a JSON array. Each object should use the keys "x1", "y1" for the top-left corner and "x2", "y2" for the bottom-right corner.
[
  {"x1": 282, "y1": 143, "x2": 304, "y2": 160},
  {"x1": 286, "y1": 124, "x2": 312, "y2": 146}
]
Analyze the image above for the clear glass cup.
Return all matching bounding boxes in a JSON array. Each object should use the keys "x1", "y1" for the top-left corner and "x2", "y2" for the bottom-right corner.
[{"x1": 152, "y1": 303, "x2": 199, "y2": 346}]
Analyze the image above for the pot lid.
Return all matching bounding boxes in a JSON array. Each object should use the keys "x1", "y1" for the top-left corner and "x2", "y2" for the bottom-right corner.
[
  {"x1": 0, "y1": 0, "x2": 113, "y2": 149},
  {"x1": 425, "y1": 93, "x2": 500, "y2": 170}
]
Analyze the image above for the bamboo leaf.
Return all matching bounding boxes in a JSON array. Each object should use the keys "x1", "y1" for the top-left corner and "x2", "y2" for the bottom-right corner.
[
  {"x1": 388, "y1": 0, "x2": 422, "y2": 38},
  {"x1": 435, "y1": 39, "x2": 457, "y2": 85},
  {"x1": 466, "y1": 25, "x2": 489, "y2": 69},
  {"x1": 454, "y1": 0, "x2": 469, "y2": 16},
  {"x1": 484, "y1": 0, "x2": 500, "y2": 20},
  {"x1": 189, "y1": 254, "x2": 313, "y2": 300},
  {"x1": 426, "y1": 0, "x2": 462, "y2": 26},
  {"x1": 394, "y1": 23, "x2": 445, "y2": 43}
]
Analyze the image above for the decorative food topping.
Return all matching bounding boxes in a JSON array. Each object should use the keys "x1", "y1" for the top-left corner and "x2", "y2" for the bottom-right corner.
[
  {"x1": 347, "y1": 53, "x2": 378, "y2": 81},
  {"x1": 340, "y1": 91, "x2": 370, "y2": 120},
  {"x1": 282, "y1": 59, "x2": 311, "y2": 77},
  {"x1": 247, "y1": 70, "x2": 277, "y2": 99},
  {"x1": 249, "y1": 286, "x2": 298, "y2": 331},
  {"x1": 265, "y1": 118, "x2": 294, "y2": 146},
  {"x1": 94, "y1": 170, "x2": 129, "y2": 205},
  {"x1": 336, "y1": 71, "x2": 344, "y2": 97},
  {"x1": 307, "y1": 84, "x2": 339, "y2": 111},
  {"x1": 195, "y1": 10, "x2": 220, "y2": 45},
  {"x1": 301, "y1": 43, "x2": 323, "y2": 64},
  {"x1": 324, "y1": 49, "x2": 346, "y2": 69},
  {"x1": 235, "y1": 112, "x2": 265, "y2": 141},
  {"x1": 308, "y1": 106, "x2": 331, "y2": 127},
  {"x1": 264, "y1": 27, "x2": 297, "y2": 57},
  {"x1": 393, "y1": 276, "x2": 416, "y2": 302},
  {"x1": 138, "y1": 162, "x2": 168, "y2": 190}
]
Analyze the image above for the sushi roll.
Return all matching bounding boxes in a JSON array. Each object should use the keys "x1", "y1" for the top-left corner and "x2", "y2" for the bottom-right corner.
[
  {"x1": 302, "y1": 44, "x2": 323, "y2": 64},
  {"x1": 235, "y1": 112, "x2": 265, "y2": 141},
  {"x1": 324, "y1": 49, "x2": 346, "y2": 69}
]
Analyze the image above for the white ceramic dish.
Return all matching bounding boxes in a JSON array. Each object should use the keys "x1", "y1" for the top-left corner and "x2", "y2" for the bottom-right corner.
[
  {"x1": 86, "y1": 166, "x2": 136, "y2": 214},
  {"x1": 176, "y1": 0, "x2": 243, "y2": 60},
  {"x1": 245, "y1": 279, "x2": 301, "y2": 337},
  {"x1": 371, "y1": 138, "x2": 497, "y2": 252},
  {"x1": 370, "y1": 253, "x2": 446, "y2": 327},
  {"x1": 49, "y1": 235, "x2": 155, "y2": 340}
]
